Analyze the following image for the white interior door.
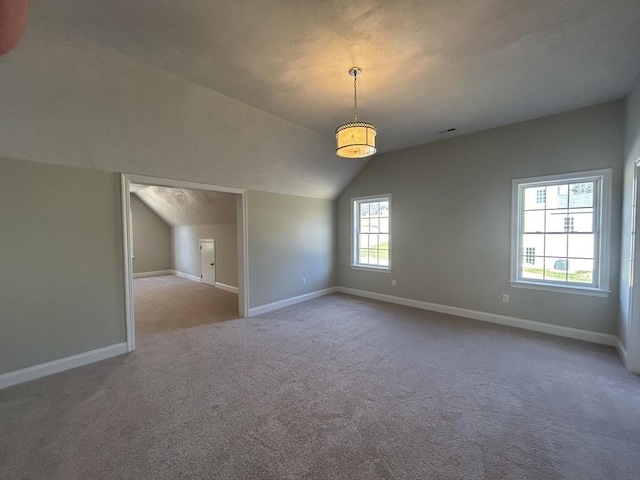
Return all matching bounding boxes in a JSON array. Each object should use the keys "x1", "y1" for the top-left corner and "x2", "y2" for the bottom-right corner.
[{"x1": 200, "y1": 240, "x2": 216, "y2": 286}]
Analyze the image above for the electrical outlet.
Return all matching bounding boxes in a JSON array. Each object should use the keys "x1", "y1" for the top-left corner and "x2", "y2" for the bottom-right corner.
[
  {"x1": 302, "y1": 277, "x2": 306, "y2": 285},
  {"x1": 502, "y1": 294, "x2": 509, "y2": 303},
  {"x1": 392, "y1": 279, "x2": 397, "y2": 286}
]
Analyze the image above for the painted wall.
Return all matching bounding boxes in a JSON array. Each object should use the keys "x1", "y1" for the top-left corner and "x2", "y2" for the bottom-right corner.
[
  {"x1": 0, "y1": 157, "x2": 126, "y2": 374},
  {"x1": 130, "y1": 194, "x2": 172, "y2": 274},
  {"x1": 0, "y1": 26, "x2": 364, "y2": 200},
  {"x1": 173, "y1": 224, "x2": 238, "y2": 287},
  {"x1": 619, "y1": 75, "x2": 640, "y2": 350},
  {"x1": 247, "y1": 191, "x2": 336, "y2": 308},
  {"x1": 337, "y1": 101, "x2": 625, "y2": 335}
]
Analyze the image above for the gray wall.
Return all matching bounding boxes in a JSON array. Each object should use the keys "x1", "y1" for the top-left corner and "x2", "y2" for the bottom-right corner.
[
  {"x1": 619, "y1": 75, "x2": 640, "y2": 348},
  {"x1": 248, "y1": 191, "x2": 336, "y2": 308},
  {"x1": 0, "y1": 157, "x2": 126, "y2": 374},
  {"x1": 337, "y1": 101, "x2": 625, "y2": 335},
  {"x1": 173, "y1": 224, "x2": 238, "y2": 287},
  {"x1": 130, "y1": 194, "x2": 172, "y2": 274},
  {"x1": 0, "y1": 24, "x2": 363, "y2": 200}
]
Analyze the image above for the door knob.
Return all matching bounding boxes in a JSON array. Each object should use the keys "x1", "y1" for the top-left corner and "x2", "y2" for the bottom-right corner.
[{"x1": 210, "y1": 263, "x2": 215, "y2": 266}]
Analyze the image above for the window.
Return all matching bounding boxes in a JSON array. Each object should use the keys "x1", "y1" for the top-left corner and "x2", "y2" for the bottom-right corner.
[
  {"x1": 352, "y1": 195, "x2": 391, "y2": 270},
  {"x1": 510, "y1": 169, "x2": 611, "y2": 296}
]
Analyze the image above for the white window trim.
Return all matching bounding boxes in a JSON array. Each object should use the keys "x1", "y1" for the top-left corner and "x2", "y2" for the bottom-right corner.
[
  {"x1": 509, "y1": 169, "x2": 612, "y2": 297},
  {"x1": 351, "y1": 193, "x2": 392, "y2": 272}
]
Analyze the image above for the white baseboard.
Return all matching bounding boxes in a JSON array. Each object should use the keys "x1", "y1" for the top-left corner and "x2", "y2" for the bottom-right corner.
[
  {"x1": 133, "y1": 270, "x2": 173, "y2": 278},
  {"x1": 249, "y1": 287, "x2": 338, "y2": 317},
  {"x1": 172, "y1": 270, "x2": 201, "y2": 282},
  {"x1": 215, "y1": 282, "x2": 239, "y2": 294},
  {"x1": 0, "y1": 342, "x2": 128, "y2": 389},
  {"x1": 616, "y1": 339, "x2": 628, "y2": 365},
  {"x1": 337, "y1": 287, "x2": 618, "y2": 347}
]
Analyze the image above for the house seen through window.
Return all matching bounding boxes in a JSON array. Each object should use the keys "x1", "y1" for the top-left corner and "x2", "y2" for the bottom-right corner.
[
  {"x1": 511, "y1": 169, "x2": 611, "y2": 295},
  {"x1": 352, "y1": 195, "x2": 391, "y2": 269}
]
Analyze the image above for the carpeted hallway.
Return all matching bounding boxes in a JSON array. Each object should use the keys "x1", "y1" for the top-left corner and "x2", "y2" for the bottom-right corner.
[
  {"x1": 0, "y1": 294, "x2": 638, "y2": 479},
  {"x1": 133, "y1": 275, "x2": 239, "y2": 334}
]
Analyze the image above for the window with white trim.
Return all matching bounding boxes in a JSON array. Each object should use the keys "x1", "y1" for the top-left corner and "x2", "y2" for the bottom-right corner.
[
  {"x1": 352, "y1": 195, "x2": 391, "y2": 269},
  {"x1": 510, "y1": 170, "x2": 611, "y2": 296}
]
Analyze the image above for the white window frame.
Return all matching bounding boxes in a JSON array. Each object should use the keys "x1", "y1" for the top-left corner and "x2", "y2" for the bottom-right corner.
[
  {"x1": 351, "y1": 194, "x2": 392, "y2": 272},
  {"x1": 509, "y1": 169, "x2": 612, "y2": 297}
]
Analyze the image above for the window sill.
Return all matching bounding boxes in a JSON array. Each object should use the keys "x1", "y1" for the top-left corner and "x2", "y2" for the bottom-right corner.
[
  {"x1": 351, "y1": 265, "x2": 391, "y2": 273},
  {"x1": 509, "y1": 280, "x2": 611, "y2": 297}
]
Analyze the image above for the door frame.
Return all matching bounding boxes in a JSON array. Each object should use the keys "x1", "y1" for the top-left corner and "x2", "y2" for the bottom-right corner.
[
  {"x1": 121, "y1": 173, "x2": 249, "y2": 352},
  {"x1": 199, "y1": 238, "x2": 216, "y2": 285},
  {"x1": 626, "y1": 159, "x2": 640, "y2": 373}
]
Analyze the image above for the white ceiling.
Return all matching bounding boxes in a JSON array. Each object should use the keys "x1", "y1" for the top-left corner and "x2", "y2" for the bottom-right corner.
[
  {"x1": 132, "y1": 185, "x2": 237, "y2": 227},
  {"x1": 31, "y1": 0, "x2": 640, "y2": 153}
]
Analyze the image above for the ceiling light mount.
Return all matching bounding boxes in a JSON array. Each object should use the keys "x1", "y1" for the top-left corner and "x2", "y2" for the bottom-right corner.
[
  {"x1": 348, "y1": 67, "x2": 362, "y2": 78},
  {"x1": 335, "y1": 66, "x2": 377, "y2": 159}
]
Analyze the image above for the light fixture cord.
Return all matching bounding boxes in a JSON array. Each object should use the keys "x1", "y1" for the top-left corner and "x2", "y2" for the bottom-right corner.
[{"x1": 353, "y1": 74, "x2": 358, "y2": 122}]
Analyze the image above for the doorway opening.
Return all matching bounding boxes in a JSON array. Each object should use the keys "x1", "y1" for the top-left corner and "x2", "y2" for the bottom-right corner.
[{"x1": 121, "y1": 174, "x2": 249, "y2": 351}]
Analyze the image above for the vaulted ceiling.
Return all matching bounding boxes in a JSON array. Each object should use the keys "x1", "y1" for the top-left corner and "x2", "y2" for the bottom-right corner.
[
  {"x1": 32, "y1": 0, "x2": 640, "y2": 150},
  {"x1": 131, "y1": 184, "x2": 237, "y2": 227},
  {"x1": 1, "y1": 0, "x2": 639, "y2": 199}
]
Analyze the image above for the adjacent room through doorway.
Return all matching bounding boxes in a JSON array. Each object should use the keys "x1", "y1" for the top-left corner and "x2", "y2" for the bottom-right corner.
[{"x1": 127, "y1": 182, "x2": 244, "y2": 338}]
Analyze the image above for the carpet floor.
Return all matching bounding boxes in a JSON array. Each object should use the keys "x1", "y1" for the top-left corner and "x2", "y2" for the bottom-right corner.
[
  {"x1": 133, "y1": 275, "x2": 239, "y2": 334},
  {"x1": 1, "y1": 293, "x2": 638, "y2": 479}
]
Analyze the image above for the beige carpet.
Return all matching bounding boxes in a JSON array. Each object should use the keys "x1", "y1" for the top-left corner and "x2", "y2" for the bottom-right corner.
[
  {"x1": 133, "y1": 275, "x2": 239, "y2": 334},
  {"x1": 1, "y1": 293, "x2": 638, "y2": 479}
]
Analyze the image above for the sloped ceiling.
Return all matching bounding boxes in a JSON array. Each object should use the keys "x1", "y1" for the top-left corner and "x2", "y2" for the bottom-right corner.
[
  {"x1": 29, "y1": 0, "x2": 640, "y2": 151},
  {"x1": 1, "y1": 0, "x2": 639, "y2": 199},
  {"x1": 132, "y1": 185, "x2": 237, "y2": 227}
]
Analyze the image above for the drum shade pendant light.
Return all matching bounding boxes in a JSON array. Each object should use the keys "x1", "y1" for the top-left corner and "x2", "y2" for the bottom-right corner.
[{"x1": 335, "y1": 67, "x2": 377, "y2": 158}]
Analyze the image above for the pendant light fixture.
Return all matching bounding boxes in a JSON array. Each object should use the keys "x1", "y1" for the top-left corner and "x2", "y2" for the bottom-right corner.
[{"x1": 335, "y1": 67, "x2": 377, "y2": 159}]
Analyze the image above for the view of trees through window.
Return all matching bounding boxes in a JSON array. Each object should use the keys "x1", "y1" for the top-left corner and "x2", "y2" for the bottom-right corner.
[
  {"x1": 356, "y1": 198, "x2": 389, "y2": 267},
  {"x1": 520, "y1": 181, "x2": 596, "y2": 284}
]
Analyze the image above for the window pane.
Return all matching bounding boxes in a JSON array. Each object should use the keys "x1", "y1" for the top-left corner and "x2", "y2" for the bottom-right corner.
[
  {"x1": 379, "y1": 218, "x2": 389, "y2": 233},
  {"x1": 369, "y1": 234, "x2": 379, "y2": 247},
  {"x1": 544, "y1": 257, "x2": 569, "y2": 282},
  {"x1": 545, "y1": 211, "x2": 568, "y2": 233},
  {"x1": 521, "y1": 257, "x2": 544, "y2": 279},
  {"x1": 360, "y1": 203, "x2": 369, "y2": 218},
  {"x1": 524, "y1": 187, "x2": 546, "y2": 210},
  {"x1": 522, "y1": 234, "x2": 544, "y2": 256},
  {"x1": 545, "y1": 234, "x2": 567, "y2": 257},
  {"x1": 567, "y1": 259, "x2": 593, "y2": 284},
  {"x1": 379, "y1": 201, "x2": 389, "y2": 217},
  {"x1": 378, "y1": 234, "x2": 389, "y2": 249},
  {"x1": 523, "y1": 210, "x2": 545, "y2": 233},
  {"x1": 369, "y1": 218, "x2": 379, "y2": 233},
  {"x1": 378, "y1": 250, "x2": 389, "y2": 266},
  {"x1": 369, "y1": 202, "x2": 379, "y2": 216},
  {"x1": 359, "y1": 234, "x2": 369, "y2": 248},
  {"x1": 550, "y1": 184, "x2": 569, "y2": 208},
  {"x1": 359, "y1": 249, "x2": 368, "y2": 263},
  {"x1": 570, "y1": 210, "x2": 593, "y2": 232},
  {"x1": 368, "y1": 249, "x2": 379, "y2": 265},
  {"x1": 568, "y1": 234, "x2": 594, "y2": 259},
  {"x1": 360, "y1": 219, "x2": 370, "y2": 233},
  {"x1": 569, "y1": 182, "x2": 593, "y2": 208}
]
